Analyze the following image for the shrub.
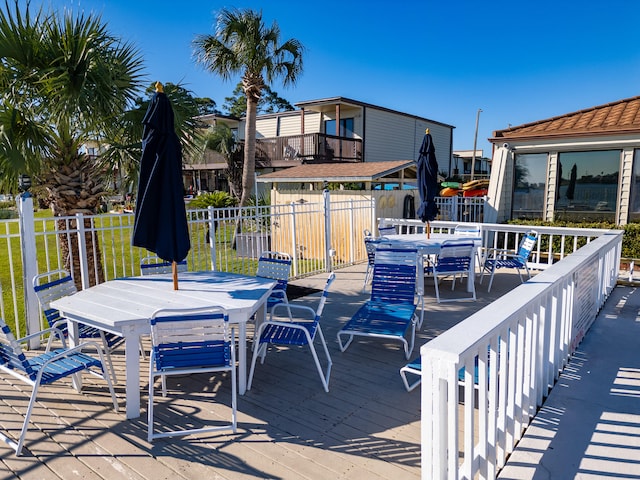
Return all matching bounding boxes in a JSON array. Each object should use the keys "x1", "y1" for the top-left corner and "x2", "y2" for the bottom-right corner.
[
  {"x1": 187, "y1": 191, "x2": 237, "y2": 209},
  {"x1": 507, "y1": 219, "x2": 640, "y2": 259}
]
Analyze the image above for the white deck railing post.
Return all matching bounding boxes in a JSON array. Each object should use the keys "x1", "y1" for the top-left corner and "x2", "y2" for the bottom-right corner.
[
  {"x1": 17, "y1": 193, "x2": 40, "y2": 346},
  {"x1": 75, "y1": 213, "x2": 90, "y2": 290},
  {"x1": 208, "y1": 206, "x2": 217, "y2": 271},
  {"x1": 323, "y1": 189, "x2": 332, "y2": 272}
]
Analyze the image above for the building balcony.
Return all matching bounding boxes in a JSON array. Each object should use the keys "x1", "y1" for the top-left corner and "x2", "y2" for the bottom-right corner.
[{"x1": 255, "y1": 133, "x2": 363, "y2": 167}]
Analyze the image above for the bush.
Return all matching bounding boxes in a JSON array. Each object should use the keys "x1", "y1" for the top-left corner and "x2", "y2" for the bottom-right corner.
[
  {"x1": 187, "y1": 191, "x2": 237, "y2": 209},
  {"x1": 507, "y1": 219, "x2": 640, "y2": 259}
]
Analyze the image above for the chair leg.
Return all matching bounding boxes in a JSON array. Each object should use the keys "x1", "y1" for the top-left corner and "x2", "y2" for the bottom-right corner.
[
  {"x1": 405, "y1": 317, "x2": 416, "y2": 360},
  {"x1": 400, "y1": 367, "x2": 422, "y2": 392},
  {"x1": 13, "y1": 382, "x2": 42, "y2": 456},
  {"x1": 362, "y1": 265, "x2": 374, "y2": 292},
  {"x1": 417, "y1": 294, "x2": 425, "y2": 329},
  {"x1": 487, "y1": 266, "x2": 497, "y2": 292},
  {"x1": 148, "y1": 371, "x2": 155, "y2": 442},
  {"x1": 247, "y1": 344, "x2": 261, "y2": 391},
  {"x1": 337, "y1": 332, "x2": 354, "y2": 352},
  {"x1": 309, "y1": 326, "x2": 332, "y2": 392},
  {"x1": 98, "y1": 331, "x2": 117, "y2": 385}
]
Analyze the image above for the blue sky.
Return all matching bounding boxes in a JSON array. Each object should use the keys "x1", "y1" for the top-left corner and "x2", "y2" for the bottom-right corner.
[{"x1": 26, "y1": 0, "x2": 640, "y2": 155}]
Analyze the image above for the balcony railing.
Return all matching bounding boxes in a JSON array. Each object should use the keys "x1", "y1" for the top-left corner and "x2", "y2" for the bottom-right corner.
[{"x1": 254, "y1": 133, "x2": 363, "y2": 166}]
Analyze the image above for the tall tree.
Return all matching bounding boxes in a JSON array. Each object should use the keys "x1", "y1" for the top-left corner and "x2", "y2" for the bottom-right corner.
[
  {"x1": 0, "y1": 0, "x2": 144, "y2": 285},
  {"x1": 193, "y1": 8, "x2": 304, "y2": 206},
  {"x1": 202, "y1": 123, "x2": 243, "y2": 199}
]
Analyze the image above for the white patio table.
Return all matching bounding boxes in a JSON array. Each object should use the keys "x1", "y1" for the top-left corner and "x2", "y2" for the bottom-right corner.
[
  {"x1": 50, "y1": 270, "x2": 276, "y2": 419},
  {"x1": 384, "y1": 233, "x2": 482, "y2": 293}
]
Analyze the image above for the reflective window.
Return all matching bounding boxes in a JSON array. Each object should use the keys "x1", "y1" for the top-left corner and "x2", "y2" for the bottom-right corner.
[
  {"x1": 324, "y1": 118, "x2": 354, "y2": 137},
  {"x1": 512, "y1": 153, "x2": 548, "y2": 220},
  {"x1": 554, "y1": 150, "x2": 620, "y2": 222}
]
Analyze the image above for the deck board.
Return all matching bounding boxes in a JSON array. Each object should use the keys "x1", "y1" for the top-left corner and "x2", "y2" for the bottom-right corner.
[{"x1": 0, "y1": 264, "x2": 520, "y2": 479}]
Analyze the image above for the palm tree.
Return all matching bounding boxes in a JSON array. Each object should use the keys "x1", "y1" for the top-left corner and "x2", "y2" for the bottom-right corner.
[
  {"x1": 0, "y1": 1, "x2": 144, "y2": 285},
  {"x1": 193, "y1": 8, "x2": 304, "y2": 207},
  {"x1": 202, "y1": 123, "x2": 243, "y2": 199}
]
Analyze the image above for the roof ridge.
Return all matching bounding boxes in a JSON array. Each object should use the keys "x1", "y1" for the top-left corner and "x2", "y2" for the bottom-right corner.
[
  {"x1": 492, "y1": 95, "x2": 640, "y2": 139},
  {"x1": 503, "y1": 95, "x2": 640, "y2": 132}
]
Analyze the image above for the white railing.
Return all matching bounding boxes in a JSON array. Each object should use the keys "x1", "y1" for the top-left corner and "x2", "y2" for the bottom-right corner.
[
  {"x1": 378, "y1": 218, "x2": 611, "y2": 272},
  {"x1": 419, "y1": 229, "x2": 621, "y2": 479},
  {"x1": 435, "y1": 196, "x2": 486, "y2": 223}
]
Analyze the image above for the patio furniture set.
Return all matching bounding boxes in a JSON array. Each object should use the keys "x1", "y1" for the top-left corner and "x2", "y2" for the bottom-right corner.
[{"x1": 0, "y1": 228, "x2": 539, "y2": 456}]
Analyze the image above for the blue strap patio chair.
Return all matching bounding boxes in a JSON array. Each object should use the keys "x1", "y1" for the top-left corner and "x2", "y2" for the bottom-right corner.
[
  {"x1": 256, "y1": 250, "x2": 292, "y2": 312},
  {"x1": 33, "y1": 270, "x2": 125, "y2": 384},
  {"x1": 148, "y1": 306, "x2": 236, "y2": 442},
  {"x1": 400, "y1": 356, "x2": 481, "y2": 392},
  {"x1": 480, "y1": 230, "x2": 539, "y2": 292},
  {"x1": 378, "y1": 223, "x2": 397, "y2": 236},
  {"x1": 140, "y1": 255, "x2": 188, "y2": 275},
  {"x1": 337, "y1": 247, "x2": 421, "y2": 359},
  {"x1": 0, "y1": 316, "x2": 118, "y2": 456},
  {"x1": 248, "y1": 273, "x2": 336, "y2": 392},
  {"x1": 425, "y1": 239, "x2": 477, "y2": 303},
  {"x1": 363, "y1": 234, "x2": 390, "y2": 291},
  {"x1": 454, "y1": 223, "x2": 483, "y2": 272}
]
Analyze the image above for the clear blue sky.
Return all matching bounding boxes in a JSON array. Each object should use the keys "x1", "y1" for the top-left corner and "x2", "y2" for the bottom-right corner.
[{"x1": 26, "y1": 0, "x2": 640, "y2": 156}]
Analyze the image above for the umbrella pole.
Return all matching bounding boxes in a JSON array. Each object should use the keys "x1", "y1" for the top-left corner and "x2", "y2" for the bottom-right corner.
[
  {"x1": 172, "y1": 261, "x2": 178, "y2": 290},
  {"x1": 426, "y1": 221, "x2": 431, "y2": 239}
]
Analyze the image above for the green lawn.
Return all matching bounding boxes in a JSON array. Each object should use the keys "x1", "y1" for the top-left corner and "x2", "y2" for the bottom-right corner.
[{"x1": 0, "y1": 209, "x2": 262, "y2": 334}]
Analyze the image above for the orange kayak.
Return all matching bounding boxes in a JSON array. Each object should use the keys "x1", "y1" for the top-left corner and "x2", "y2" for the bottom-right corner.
[{"x1": 440, "y1": 187, "x2": 460, "y2": 197}]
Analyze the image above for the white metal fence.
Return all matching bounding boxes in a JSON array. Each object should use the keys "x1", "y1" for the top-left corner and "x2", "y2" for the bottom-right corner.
[{"x1": 1, "y1": 191, "x2": 376, "y2": 337}]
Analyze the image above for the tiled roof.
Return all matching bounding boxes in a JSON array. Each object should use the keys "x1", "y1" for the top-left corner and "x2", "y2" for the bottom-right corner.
[
  {"x1": 491, "y1": 96, "x2": 640, "y2": 141},
  {"x1": 257, "y1": 160, "x2": 416, "y2": 182}
]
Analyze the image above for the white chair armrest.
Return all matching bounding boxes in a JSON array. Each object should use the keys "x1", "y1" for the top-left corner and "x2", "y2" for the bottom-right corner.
[{"x1": 270, "y1": 303, "x2": 316, "y2": 322}]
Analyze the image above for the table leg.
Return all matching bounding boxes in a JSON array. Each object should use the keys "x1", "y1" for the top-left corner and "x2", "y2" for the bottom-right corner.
[
  {"x1": 468, "y1": 250, "x2": 476, "y2": 293},
  {"x1": 67, "y1": 319, "x2": 82, "y2": 391},
  {"x1": 237, "y1": 322, "x2": 247, "y2": 395},
  {"x1": 123, "y1": 328, "x2": 141, "y2": 419}
]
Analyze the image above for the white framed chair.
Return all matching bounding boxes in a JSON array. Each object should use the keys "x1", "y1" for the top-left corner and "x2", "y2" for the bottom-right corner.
[
  {"x1": 454, "y1": 223, "x2": 483, "y2": 272},
  {"x1": 400, "y1": 355, "x2": 481, "y2": 393},
  {"x1": 148, "y1": 305, "x2": 236, "y2": 442},
  {"x1": 480, "y1": 230, "x2": 539, "y2": 292},
  {"x1": 33, "y1": 270, "x2": 124, "y2": 383},
  {"x1": 400, "y1": 356, "x2": 423, "y2": 392},
  {"x1": 363, "y1": 234, "x2": 390, "y2": 291},
  {"x1": 248, "y1": 273, "x2": 335, "y2": 392},
  {"x1": 425, "y1": 239, "x2": 477, "y2": 303},
  {"x1": 255, "y1": 251, "x2": 292, "y2": 325},
  {"x1": 140, "y1": 255, "x2": 188, "y2": 275},
  {"x1": 337, "y1": 247, "x2": 421, "y2": 359},
  {"x1": 378, "y1": 223, "x2": 397, "y2": 236},
  {"x1": 0, "y1": 316, "x2": 118, "y2": 456}
]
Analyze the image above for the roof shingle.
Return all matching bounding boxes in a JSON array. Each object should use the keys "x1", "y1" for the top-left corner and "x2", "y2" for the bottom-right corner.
[
  {"x1": 491, "y1": 96, "x2": 640, "y2": 141},
  {"x1": 257, "y1": 160, "x2": 416, "y2": 182}
]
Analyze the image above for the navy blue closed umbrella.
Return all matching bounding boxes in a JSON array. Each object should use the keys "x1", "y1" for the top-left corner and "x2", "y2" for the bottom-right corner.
[
  {"x1": 416, "y1": 131, "x2": 439, "y2": 237},
  {"x1": 132, "y1": 84, "x2": 190, "y2": 289}
]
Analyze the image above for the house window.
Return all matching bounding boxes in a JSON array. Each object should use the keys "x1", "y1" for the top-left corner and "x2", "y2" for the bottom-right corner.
[
  {"x1": 324, "y1": 118, "x2": 354, "y2": 137},
  {"x1": 554, "y1": 150, "x2": 620, "y2": 222},
  {"x1": 512, "y1": 153, "x2": 548, "y2": 220},
  {"x1": 628, "y1": 149, "x2": 640, "y2": 223}
]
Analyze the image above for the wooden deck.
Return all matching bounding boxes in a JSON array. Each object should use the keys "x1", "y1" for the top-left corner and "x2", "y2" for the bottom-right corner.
[{"x1": 0, "y1": 264, "x2": 517, "y2": 479}]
